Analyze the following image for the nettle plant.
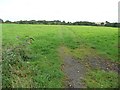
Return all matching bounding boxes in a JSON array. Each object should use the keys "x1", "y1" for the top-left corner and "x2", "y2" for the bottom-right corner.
[
  {"x1": 16, "y1": 36, "x2": 34, "y2": 61},
  {"x1": 2, "y1": 36, "x2": 34, "y2": 88}
]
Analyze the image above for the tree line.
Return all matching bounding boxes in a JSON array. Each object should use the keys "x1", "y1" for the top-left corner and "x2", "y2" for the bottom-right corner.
[{"x1": 0, "y1": 19, "x2": 119, "y2": 27}]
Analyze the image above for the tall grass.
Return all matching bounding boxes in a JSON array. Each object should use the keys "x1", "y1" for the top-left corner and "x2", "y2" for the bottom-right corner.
[{"x1": 2, "y1": 36, "x2": 34, "y2": 88}]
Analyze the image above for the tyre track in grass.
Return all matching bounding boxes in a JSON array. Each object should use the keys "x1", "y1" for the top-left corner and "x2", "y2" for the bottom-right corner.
[
  {"x1": 58, "y1": 26, "x2": 119, "y2": 88},
  {"x1": 58, "y1": 26, "x2": 87, "y2": 88}
]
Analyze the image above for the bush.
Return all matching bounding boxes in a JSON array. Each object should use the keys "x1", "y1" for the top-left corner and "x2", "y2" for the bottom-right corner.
[{"x1": 2, "y1": 36, "x2": 34, "y2": 88}]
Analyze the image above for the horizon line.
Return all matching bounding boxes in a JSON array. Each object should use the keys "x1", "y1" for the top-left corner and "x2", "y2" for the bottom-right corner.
[{"x1": 0, "y1": 19, "x2": 118, "y2": 23}]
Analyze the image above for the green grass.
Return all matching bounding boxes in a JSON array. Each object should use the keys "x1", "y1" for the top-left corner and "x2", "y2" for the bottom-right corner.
[
  {"x1": 84, "y1": 69, "x2": 119, "y2": 88},
  {"x1": 64, "y1": 26, "x2": 118, "y2": 62},
  {"x1": 2, "y1": 24, "x2": 118, "y2": 88}
]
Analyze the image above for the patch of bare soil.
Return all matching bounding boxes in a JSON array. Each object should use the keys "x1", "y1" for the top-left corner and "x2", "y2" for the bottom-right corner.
[
  {"x1": 71, "y1": 46, "x2": 119, "y2": 74},
  {"x1": 83, "y1": 56, "x2": 119, "y2": 73},
  {"x1": 58, "y1": 46, "x2": 87, "y2": 88}
]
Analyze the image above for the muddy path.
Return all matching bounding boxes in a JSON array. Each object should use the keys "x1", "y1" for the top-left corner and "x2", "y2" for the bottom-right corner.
[
  {"x1": 58, "y1": 46, "x2": 87, "y2": 88},
  {"x1": 58, "y1": 46, "x2": 119, "y2": 88},
  {"x1": 83, "y1": 56, "x2": 119, "y2": 73}
]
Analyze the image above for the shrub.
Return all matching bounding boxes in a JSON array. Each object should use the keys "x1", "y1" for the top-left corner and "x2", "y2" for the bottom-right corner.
[{"x1": 2, "y1": 36, "x2": 34, "y2": 88}]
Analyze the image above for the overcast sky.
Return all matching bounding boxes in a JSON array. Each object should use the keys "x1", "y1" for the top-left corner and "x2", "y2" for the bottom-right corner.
[{"x1": 0, "y1": 0, "x2": 119, "y2": 22}]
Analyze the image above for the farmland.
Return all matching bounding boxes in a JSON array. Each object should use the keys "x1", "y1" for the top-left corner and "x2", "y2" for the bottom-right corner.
[{"x1": 2, "y1": 24, "x2": 119, "y2": 88}]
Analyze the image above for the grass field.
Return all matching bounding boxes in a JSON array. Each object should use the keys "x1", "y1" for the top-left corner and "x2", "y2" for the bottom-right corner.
[{"x1": 2, "y1": 24, "x2": 119, "y2": 88}]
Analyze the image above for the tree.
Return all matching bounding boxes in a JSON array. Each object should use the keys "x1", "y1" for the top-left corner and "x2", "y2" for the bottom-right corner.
[
  {"x1": 0, "y1": 19, "x2": 3, "y2": 23},
  {"x1": 101, "y1": 22, "x2": 104, "y2": 26},
  {"x1": 5, "y1": 20, "x2": 12, "y2": 23}
]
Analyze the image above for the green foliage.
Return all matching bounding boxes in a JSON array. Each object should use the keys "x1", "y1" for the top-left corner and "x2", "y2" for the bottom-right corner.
[
  {"x1": 2, "y1": 19, "x2": 119, "y2": 27},
  {"x1": 2, "y1": 36, "x2": 34, "y2": 88}
]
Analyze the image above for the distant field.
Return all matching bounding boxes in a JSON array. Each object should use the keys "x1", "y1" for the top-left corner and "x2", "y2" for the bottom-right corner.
[{"x1": 2, "y1": 24, "x2": 119, "y2": 88}]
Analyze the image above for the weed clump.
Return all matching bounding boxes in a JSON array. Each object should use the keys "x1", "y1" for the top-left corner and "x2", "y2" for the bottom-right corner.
[{"x1": 2, "y1": 36, "x2": 34, "y2": 88}]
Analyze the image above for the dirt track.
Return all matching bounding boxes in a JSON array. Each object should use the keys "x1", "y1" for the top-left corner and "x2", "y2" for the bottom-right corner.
[
  {"x1": 58, "y1": 46, "x2": 119, "y2": 88},
  {"x1": 59, "y1": 46, "x2": 86, "y2": 88}
]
